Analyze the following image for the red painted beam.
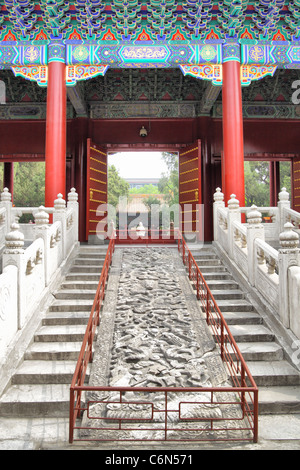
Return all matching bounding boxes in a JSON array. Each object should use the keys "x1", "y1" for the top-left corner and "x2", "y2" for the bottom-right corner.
[
  {"x1": 45, "y1": 61, "x2": 66, "y2": 207},
  {"x1": 222, "y1": 60, "x2": 245, "y2": 207}
]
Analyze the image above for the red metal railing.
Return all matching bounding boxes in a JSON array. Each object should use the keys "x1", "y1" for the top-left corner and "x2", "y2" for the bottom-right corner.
[
  {"x1": 69, "y1": 232, "x2": 258, "y2": 444},
  {"x1": 177, "y1": 232, "x2": 258, "y2": 440}
]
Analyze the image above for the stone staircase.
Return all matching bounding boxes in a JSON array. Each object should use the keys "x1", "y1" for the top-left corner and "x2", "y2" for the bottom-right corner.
[
  {"x1": 0, "y1": 245, "x2": 107, "y2": 418},
  {"x1": 1, "y1": 243, "x2": 300, "y2": 428},
  {"x1": 190, "y1": 244, "x2": 300, "y2": 415}
]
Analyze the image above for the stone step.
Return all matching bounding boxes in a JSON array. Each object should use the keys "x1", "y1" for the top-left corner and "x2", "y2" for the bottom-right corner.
[
  {"x1": 49, "y1": 300, "x2": 93, "y2": 312},
  {"x1": 42, "y1": 311, "x2": 90, "y2": 326},
  {"x1": 246, "y1": 361, "x2": 300, "y2": 387},
  {"x1": 25, "y1": 341, "x2": 83, "y2": 360},
  {"x1": 221, "y1": 311, "x2": 262, "y2": 325},
  {"x1": 205, "y1": 279, "x2": 240, "y2": 290},
  {"x1": 226, "y1": 324, "x2": 275, "y2": 342},
  {"x1": 215, "y1": 299, "x2": 255, "y2": 312},
  {"x1": 189, "y1": 247, "x2": 214, "y2": 255},
  {"x1": 61, "y1": 281, "x2": 99, "y2": 290},
  {"x1": 77, "y1": 254, "x2": 106, "y2": 259},
  {"x1": 70, "y1": 265, "x2": 103, "y2": 273},
  {"x1": 193, "y1": 259, "x2": 222, "y2": 266},
  {"x1": 65, "y1": 273, "x2": 100, "y2": 282},
  {"x1": 198, "y1": 271, "x2": 233, "y2": 281},
  {"x1": 74, "y1": 258, "x2": 104, "y2": 266},
  {"x1": 195, "y1": 266, "x2": 228, "y2": 273},
  {"x1": 234, "y1": 342, "x2": 284, "y2": 361},
  {"x1": 34, "y1": 324, "x2": 88, "y2": 342},
  {"x1": 258, "y1": 386, "x2": 300, "y2": 414},
  {"x1": 192, "y1": 256, "x2": 218, "y2": 262},
  {"x1": 53, "y1": 289, "x2": 96, "y2": 300},
  {"x1": 210, "y1": 289, "x2": 244, "y2": 300},
  {"x1": 0, "y1": 384, "x2": 71, "y2": 417},
  {"x1": 192, "y1": 254, "x2": 219, "y2": 260},
  {"x1": 11, "y1": 360, "x2": 80, "y2": 385}
]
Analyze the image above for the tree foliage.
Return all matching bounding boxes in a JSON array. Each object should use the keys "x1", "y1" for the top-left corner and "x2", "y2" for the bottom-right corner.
[
  {"x1": 244, "y1": 161, "x2": 270, "y2": 206},
  {"x1": 13, "y1": 162, "x2": 45, "y2": 207},
  {"x1": 107, "y1": 164, "x2": 130, "y2": 207},
  {"x1": 143, "y1": 195, "x2": 161, "y2": 212},
  {"x1": 129, "y1": 184, "x2": 159, "y2": 194},
  {"x1": 158, "y1": 152, "x2": 179, "y2": 206},
  {"x1": 244, "y1": 160, "x2": 291, "y2": 206}
]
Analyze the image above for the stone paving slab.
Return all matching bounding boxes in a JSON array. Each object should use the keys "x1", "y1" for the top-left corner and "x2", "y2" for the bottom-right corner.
[{"x1": 0, "y1": 415, "x2": 300, "y2": 450}]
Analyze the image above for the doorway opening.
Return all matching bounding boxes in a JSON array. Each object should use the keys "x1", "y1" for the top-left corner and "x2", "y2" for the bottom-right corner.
[{"x1": 107, "y1": 151, "x2": 179, "y2": 240}]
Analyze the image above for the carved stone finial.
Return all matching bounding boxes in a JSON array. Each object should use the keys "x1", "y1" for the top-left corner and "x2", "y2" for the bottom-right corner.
[
  {"x1": 1, "y1": 187, "x2": 11, "y2": 202},
  {"x1": 213, "y1": 187, "x2": 224, "y2": 203},
  {"x1": 68, "y1": 187, "x2": 78, "y2": 202},
  {"x1": 4, "y1": 222, "x2": 24, "y2": 253},
  {"x1": 278, "y1": 187, "x2": 289, "y2": 203},
  {"x1": 228, "y1": 194, "x2": 239, "y2": 210},
  {"x1": 247, "y1": 205, "x2": 262, "y2": 225},
  {"x1": 54, "y1": 193, "x2": 66, "y2": 211},
  {"x1": 107, "y1": 219, "x2": 116, "y2": 239},
  {"x1": 34, "y1": 206, "x2": 49, "y2": 225},
  {"x1": 279, "y1": 222, "x2": 299, "y2": 249}
]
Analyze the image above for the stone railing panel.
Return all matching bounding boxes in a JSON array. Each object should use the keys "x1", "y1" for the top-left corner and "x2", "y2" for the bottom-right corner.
[
  {"x1": 0, "y1": 265, "x2": 18, "y2": 357},
  {"x1": 0, "y1": 188, "x2": 79, "y2": 362},
  {"x1": 288, "y1": 266, "x2": 300, "y2": 339},
  {"x1": 254, "y1": 237, "x2": 279, "y2": 312},
  {"x1": 213, "y1": 187, "x2": 300, "y2": 340}
]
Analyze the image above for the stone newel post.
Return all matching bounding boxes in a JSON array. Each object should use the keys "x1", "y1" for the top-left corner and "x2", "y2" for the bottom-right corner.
[
  {"x1": 246, "y1": 205, "x2": 265, "y2": 286},
  {"x1": 3, "y1": 223, "x2": 25, "y2": 329},
  {"x1": 33, "y1": 206, "x2": 51, "y2": 285},
  {"x1": 227, "y1": 194, "x2": 241, "y2": 258},
  {"x1": 278, "y1": 187, "x2": 290, "y2": 233},
  {"x1": 278, "y1": 222, "x2": 300, "y2": 328},
  {"x1": 213, "y1": 188, "x2": 225, "y2": 241},
  {"x1": 53, "y1": 193, "x2": 67, "y2": 258},
  {"x1": 67, "y1": 188, "x2": 79, "y2": 243},
  {"x1": 0, "y1": 188, "x2": 12, "y2": 233}
]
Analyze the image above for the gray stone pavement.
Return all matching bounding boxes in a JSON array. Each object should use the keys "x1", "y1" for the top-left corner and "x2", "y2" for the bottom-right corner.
[{"x1": 0, "y1": 415, "x2": 300, "y2": 450}]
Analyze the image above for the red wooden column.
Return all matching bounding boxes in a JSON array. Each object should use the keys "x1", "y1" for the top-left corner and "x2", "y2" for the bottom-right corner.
[
  {"x1": 45, "y1": 60, "x2": 66, "y2": 207},
  {"x1": 222, "y1": 59, "x2": 245, "y2": 206}
]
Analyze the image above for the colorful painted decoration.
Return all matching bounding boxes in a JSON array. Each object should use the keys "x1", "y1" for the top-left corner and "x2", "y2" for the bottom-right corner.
[
  {"x1": 66, "y1": 63, "x2": 108, "y2": 85},
  {"x1": 40, "y1": 0, "x2": 71, "y2": 38},
  {"x1": 180, "y1": 63, "x2": 223, "y2": 86},
  {"x1": 0, "y1": 0, "x2": 300, "y2": 87},
  {"x1": 4, "y1": 0, "x2": 37, "y2": 39},
  {"x1": 75, "y1": 0, "x2": 106, "y2": 40},
  {"x1": 182, "y1": 0, "x2": 213, "y2": 39},
  {"x1": 147, "y1": 0, "x2": 177, "y2": 40},
  {"x1": 111, "y1": 0, "x2": 142, "y2": 40}
]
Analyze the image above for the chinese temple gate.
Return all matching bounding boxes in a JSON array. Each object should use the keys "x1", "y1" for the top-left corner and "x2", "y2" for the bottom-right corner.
[{"x1": 0, "y1": 1, "x2": 300, "y2": 242}]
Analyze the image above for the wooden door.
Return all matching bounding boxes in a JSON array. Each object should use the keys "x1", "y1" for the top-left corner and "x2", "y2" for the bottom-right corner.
[
  {"x1": 179, "y1": 140, "x2": 202, "y2": 240},
  {"x1": 86, "y1": 139, "x2": 108, "y2": 241},
  {"x1": 292, "y1": 156, "x2": 300, "y2": 211}
]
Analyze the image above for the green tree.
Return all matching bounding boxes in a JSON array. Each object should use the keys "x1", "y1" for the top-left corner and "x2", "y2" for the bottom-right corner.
[
  {"x1": 244, "y1": 161, "x2": 270, "y2": 206},
  {"x1": 280, "y1": 161, "x2": 291, "y2": 196},
  {"x1": 108, "y1": 164, "x2": 130, "y2": 207},
  {"x1": 158, "y1": 152, "x2": 179, "y2": 206},
  {"x1": 143, "y1": 195, "x2": 161, "y2": 211},
  {"x1": 129, "y1": 184, "x2": 159, "y2": 195},
  {"x1": 14, "y1": 162, "x2": 45, "y2": 207}
]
